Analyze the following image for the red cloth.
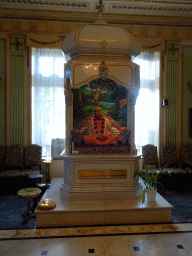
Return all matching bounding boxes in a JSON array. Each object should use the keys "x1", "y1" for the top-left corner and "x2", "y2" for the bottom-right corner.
[
  {"x1": 83, "y1": 117, "x2": 119, "y2": 145},
  {"x1": 83, "y1": 134, "x2": 119, "y2": 145}
]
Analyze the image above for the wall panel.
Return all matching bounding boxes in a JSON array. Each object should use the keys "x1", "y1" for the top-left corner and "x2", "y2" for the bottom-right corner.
[
  {"x1": 165, "y1": 41, "x2": 179, "y2": 145},
  {"x1": 0, "y1": 39, "x2": 5, "y2": 146},
  {"x1": 10, "y1": 35, "x2": 26, "y2": 145}
]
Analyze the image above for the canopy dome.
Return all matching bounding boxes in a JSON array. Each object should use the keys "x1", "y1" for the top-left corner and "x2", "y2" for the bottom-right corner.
[{"x1": 62, "y1": 21, "x2": 142, "y2": 60}]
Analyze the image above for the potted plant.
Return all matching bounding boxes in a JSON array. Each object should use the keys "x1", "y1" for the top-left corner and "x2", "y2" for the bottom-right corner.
[{"x1": 133, "y1": 164, "x2": 171, "y2": 203}]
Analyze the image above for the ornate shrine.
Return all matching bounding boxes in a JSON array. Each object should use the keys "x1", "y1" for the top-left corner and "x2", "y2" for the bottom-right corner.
[
  {"x1": 35, "y1": 2, "x2": 173, "y2": 228},
  {"x1": 60, "y1": 4, "x2": 143, "y2": 201}
]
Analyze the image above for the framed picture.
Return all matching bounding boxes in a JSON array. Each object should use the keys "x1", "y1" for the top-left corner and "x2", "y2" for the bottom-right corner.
[
  {"x1": 72, "y1": 78, "x2": 128, "y2": 130},
  {"x1": 189, "y1": 108, "x2": 192, "y2": 138}
]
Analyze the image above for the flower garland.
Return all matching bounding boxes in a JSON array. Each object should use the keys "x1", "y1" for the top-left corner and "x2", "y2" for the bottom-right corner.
[{"x1": 93, "y1": 117, "x2": 105, "y2": 134}]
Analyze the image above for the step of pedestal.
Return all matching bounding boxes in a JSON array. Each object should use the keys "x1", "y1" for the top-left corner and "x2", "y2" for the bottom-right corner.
[{"x1": 35, "y1": 178, "x2": 173, "y2": 228}]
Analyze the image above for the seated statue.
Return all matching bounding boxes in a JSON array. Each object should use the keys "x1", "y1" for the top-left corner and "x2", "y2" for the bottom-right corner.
[{"x1": 83, "y1": 107, "x2": 119, "y2": 145}]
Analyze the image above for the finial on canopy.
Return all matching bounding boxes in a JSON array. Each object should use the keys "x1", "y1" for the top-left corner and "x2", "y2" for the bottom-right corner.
[
  {"x1": 95, "y1": 0, "x2": 107, "y2": 24},
  {"x1": 97, "y1": 0, "x2": 104, "y2": 14},
  {"x1": 99, "y1": 60, "x2": 109, "y2": 80}
]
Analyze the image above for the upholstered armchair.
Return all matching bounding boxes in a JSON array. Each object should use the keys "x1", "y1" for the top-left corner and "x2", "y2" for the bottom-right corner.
[
  {"x1": 161, "y1": 144, "x2": 178, "y2": 167},
  {"x1": 0, "y1": 144, "x2": 42, "y2": 194},
  {"x1": 24, "y1": 144, "x2": 42, "y2": 169},
  {"x1": 0, "y1": 144, "x2": 42, "y2": 177},
  {"x1": 3, "y1": 144, "x2": 24, "y2": 173},
  {"x1": 181, "y1": 144, "x2": 192, "y2": 171},
  {"x1": 160, "y1": 144, "x2": 190, "y2": 191},
  {"x1": 0, "y1": 145, "x2": 5, "y2": 171},
  {"x1": 142, "y1": 144, "x2": 158, "y2": 170},
  {"x1": 161, "y1": 144, "x2": 188, "y2": 174},
  {"x1": 23, "y1": 144, "x2": 42, "y2": 175}
]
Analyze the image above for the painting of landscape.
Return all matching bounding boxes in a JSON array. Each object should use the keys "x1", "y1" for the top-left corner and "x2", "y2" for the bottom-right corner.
[{"x1": 72, "y1": 78, "x2": 128, "y2": 130}]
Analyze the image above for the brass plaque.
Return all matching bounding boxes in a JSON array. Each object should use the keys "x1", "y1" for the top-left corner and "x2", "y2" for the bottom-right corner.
[{"x1": 79, "y1": 170, "x2": 127, "y2": 179}]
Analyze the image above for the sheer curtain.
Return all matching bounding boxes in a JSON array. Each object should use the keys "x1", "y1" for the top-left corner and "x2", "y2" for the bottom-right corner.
[
  {"x1": 31, "y1": 48, "x2": 65, "y2": 158},
  {"x1": 133, "y1": 52, "x2": 160, "y2": 154}
]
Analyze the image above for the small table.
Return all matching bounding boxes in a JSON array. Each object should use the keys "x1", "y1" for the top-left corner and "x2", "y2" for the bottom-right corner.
[
  {"x1": 37, "y1": 182, "x2": 51, "y2": 199},
  {"x1": 18, "y1": 187, "x2": 41, "y2": 224},
  {"x1": 28, "y1": 173, "x2": 43, "y2": 187}
]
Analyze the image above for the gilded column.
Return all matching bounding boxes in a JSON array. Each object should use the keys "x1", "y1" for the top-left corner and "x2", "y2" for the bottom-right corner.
[
  {"x1": 10, "y1": 35, "x2": 26, "y2": 145},
  {"x1": 64, "y1": 77, "x2": 73, "y2": 155},
  {"x1": 165, "y1": 41, "x2": 179, "y2": 145}
]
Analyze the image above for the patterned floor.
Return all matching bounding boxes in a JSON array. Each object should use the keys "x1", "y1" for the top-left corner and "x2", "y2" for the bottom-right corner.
[{"x1": 1, "y1": 222, "x2": 192, "y2": 240}]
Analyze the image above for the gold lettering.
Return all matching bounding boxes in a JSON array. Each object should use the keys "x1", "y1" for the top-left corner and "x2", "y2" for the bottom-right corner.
[{"x1": 79, "y1": 170, "x2": 127, "y2": 179}]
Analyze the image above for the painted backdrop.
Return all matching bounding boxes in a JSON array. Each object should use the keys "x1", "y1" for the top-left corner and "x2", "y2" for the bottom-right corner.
[{"x1": 72, "y1": 78, "x2": 128, "y2": 130}]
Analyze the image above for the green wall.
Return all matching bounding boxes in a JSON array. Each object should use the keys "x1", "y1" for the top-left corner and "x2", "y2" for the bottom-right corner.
[
  {"x1": 165, "y1": 41, "x2": 179, "y2": 146},
  {"x1": 0, "y1": 40, "x2": 5, "y2": 146},
  {"x1": 182, "y1": 47, "x2": 192, "y2": 144}
]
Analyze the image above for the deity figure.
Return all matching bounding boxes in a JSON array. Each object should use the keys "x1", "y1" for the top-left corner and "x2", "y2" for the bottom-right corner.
[
  {"x1": 98, "y1": 60, "x2": 108, "y2": 80},
  {"x1": 83, "y1": 107, "x2": 119, "y2": 145}
]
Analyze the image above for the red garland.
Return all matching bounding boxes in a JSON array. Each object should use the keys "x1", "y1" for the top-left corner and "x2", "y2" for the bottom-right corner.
[{"x1": 93, "y1": 118, "x2": 105, "y2": 134}]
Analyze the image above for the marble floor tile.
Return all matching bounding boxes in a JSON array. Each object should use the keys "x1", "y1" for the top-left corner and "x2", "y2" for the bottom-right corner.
[
  {"x1": 28, "y1": 239, "x2": 85, "y2": 256},
  {"x1": 92, "y1": 236, "x2": 134, "y2": 256},
  {"x1": 160, "y1": 232, "x2": 192, "y2": 254},
  {"x1": 0, "y1": 239, "x2": 23, "y2": 254},
  {"x1": 138, "y1": 234, "x2": 189, "y2": 256},
  {"x1": 1, "y1": 232, "x2": 192, "y2": 256}
]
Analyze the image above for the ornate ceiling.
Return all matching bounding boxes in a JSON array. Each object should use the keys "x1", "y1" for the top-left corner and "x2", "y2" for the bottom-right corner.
[
  {"x1": 0, "y1": 0, "x2": 192, "y2": 17},
  {"x1": 0, "y1": 0, "x2": 192, "y2": 28}
]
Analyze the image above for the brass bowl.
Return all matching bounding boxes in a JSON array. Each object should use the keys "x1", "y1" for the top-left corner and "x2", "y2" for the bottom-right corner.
[{"x1": 37, "y1": 199, "x2": 56, "y2": 211}]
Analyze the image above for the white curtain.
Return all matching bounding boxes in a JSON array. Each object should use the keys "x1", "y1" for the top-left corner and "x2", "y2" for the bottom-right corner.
[
  {"x1": 133, "y1": 52, "x2": 160, "y2": 154},
  {"x1": 31, "y1": 48, "x2": 65, "y2": 158}
]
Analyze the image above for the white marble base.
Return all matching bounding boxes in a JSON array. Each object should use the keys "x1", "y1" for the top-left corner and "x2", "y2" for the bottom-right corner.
[
  {"x1": 35, "y1": 178, "x2": 173, "y2": 228},
  {"x1": 60, "y1": 154, "x2": 143, "y2": 201},
  {"x1": 60, "y1": 185, "x2": 143, "y2": 201}
]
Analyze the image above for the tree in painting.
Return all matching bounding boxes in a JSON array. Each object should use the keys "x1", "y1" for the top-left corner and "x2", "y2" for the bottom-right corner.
[{"x1": 72, "y1": 78, "x2": 128, "y2": 129}]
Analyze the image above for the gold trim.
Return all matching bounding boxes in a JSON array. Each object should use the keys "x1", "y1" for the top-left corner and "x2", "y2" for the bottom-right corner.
[
  {"x1": 72, "y1": 63, "x2": 134, "y2": 87},
  {"x1": 143, "y1": 43, "x2": 162, "y2": 49},
  {"x1": 29, "y1": 36, "x2": 65, "y2": 45}
]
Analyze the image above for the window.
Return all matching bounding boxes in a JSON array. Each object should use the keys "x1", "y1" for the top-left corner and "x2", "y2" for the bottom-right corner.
[
  {"x1": 31, "y1": 48, "x2": 66, "y2": 158},
  {"x1": 133, "y1": 52, "x2": 160, "y2": 154}
]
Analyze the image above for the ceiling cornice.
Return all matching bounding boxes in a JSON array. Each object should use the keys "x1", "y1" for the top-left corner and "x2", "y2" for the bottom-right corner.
[
  {"x1": 0, "y1": 0, "x2": 192, "y2": 18},
  {"x1": 1, "y1": 8, "x2": 192, "y2": 27}
]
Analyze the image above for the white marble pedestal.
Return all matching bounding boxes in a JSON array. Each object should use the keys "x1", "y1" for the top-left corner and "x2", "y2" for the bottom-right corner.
[
  {"x1": 60, "y1": 154, "x2": 143, "y2": 201},
  {"x1": 35, "y1": 178, "x2": 173, "y2": 228}
]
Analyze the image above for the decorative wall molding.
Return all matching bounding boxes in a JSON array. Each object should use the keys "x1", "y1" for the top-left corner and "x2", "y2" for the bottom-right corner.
[
  {"x1": 109, "y1": 2, "x2": 192, "y2": 16},
  {"x1": 0, "y1": 0, "x2": 90, "y2": 10},
  {"x1": 165, "y1": 43, "x2": 179, "y2": 56},
  {"x1": 1, "y1": 18, "x2": 192, "y2": 43},
  {"x1": 29, "y1": 36, "x2": 65, "y2": 45},
  {"x1": 9, "y1": 34, "x2": 26, "y2": 54},
  {"x1": 143, "y1": 43, "x2": 163, "y2": 49}
]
